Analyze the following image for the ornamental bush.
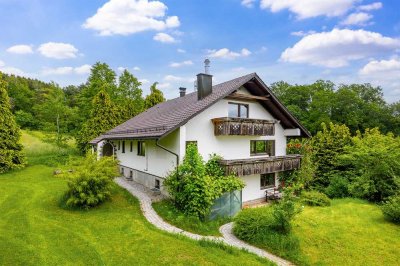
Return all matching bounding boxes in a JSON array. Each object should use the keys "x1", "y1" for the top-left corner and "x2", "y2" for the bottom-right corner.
[
  {"x1": 63, "y1": 154, "x2": 119, "y2": 209},
  {"x1": 381, "y1": 195, "x2": 400, "y2": 224},
  {"x1": 164, "y1": 145, "x2": 244, "y2": 219},
  {"x1": 301, "y1": 190, "x2": 331, "y2": 207}
]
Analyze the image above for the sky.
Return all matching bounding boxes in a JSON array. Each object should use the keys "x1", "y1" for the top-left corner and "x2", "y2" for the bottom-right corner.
[{"x1": 0, "y1": 0, "x2": 399, "y2": 102}]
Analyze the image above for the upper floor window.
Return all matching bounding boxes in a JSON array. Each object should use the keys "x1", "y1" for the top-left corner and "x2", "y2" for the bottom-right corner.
[
  {"x1": 130, "y1": 141, "x2": 133, "y2": 152},
  {"x1": 137, "y1": 141, "x2": 146, "y2": 156},
  {"x1": 250, "y1": 140, "x2": 275, "y2": 156},
  {"x1": 228, "y1": 102, "x2": 248, "y2": 118},
  {"x1": 122, "y1": 141, "x2": 125, "y2": 153}
]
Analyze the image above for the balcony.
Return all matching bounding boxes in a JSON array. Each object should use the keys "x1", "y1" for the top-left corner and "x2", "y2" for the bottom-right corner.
[
  {"x1": 211, "y1": 117, "x2": 275, "y2": 136},
  {"x1": 219, "y1": 155, "x2": 302, "y2": 176}
]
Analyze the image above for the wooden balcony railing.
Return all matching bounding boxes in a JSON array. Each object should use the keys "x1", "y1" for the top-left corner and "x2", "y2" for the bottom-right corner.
[
  {"x1": 219, "y1": 155, "x2": 302, "y2": 176},
  {"x1": 211, "y1": 117, "x2": 275, "y2": 136}
]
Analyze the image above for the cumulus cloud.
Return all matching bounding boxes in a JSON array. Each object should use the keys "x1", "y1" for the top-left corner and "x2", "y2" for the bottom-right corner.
[
  {"x1": 0, "y1": 66, "x2": 26, "y2": 76},
  {"x1": 359, "y1": 58, "x2": 400, "y2": 78},
  {"x1": 177, "y1": 48, "x2": 186, "y2": 53},
  {"x1": 207, "y1": 48, "x2": 251, "y2": 59},
  {"x1": 281, "y1": 29, "x2": 400, "y2": 68},
  {"x1": 133, "y1": 66, "x2": 141, "y2": 71},
  {"x1": 358, "y1": 2, "x2": 382, "y2": 11},
  {"x1": 38, "y1": 42, "x2": 79, "y2": 59},
  {"x1": 42, "y1": 65, "x2": 92, "y2": 75},
  {"x1": 157, "y1": 82, "x2": 170, "y2": 89},
  {"x1": 241, "y1": 0, "x2": 256, "y2": 8},
  {"x1": 169, "y1": 60, "x2": 193, "y2": 67},
  {"x1": 164, "y1": 75, "x2": 183, "y2": 81},
  {"x1": 139, "y1": 79, "x2": 150, "y2": 84},
  {"x1": 83, "y1": 0, "x2": 180, "y2": 36},
  {"x1": 6, "y1": 44, "x2": 33, "y2": 54},
  {"x1": 341, "y1": 12, "x2": 373, "y2": 26},
  {"x1": 153, "y1": 32, "x2": 177, "y2": 43},
  {"x1": 260, "y1": 0, "x2": 356, "y2": 19}
]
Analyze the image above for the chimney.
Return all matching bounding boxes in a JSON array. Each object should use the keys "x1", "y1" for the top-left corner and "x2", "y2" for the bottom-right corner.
[
  {"x1": 197, "y1": 59, "x2": 212, "y2": 100},
  {"x1": 179, "y1": 87, "x2": 186, "y2": 97}
]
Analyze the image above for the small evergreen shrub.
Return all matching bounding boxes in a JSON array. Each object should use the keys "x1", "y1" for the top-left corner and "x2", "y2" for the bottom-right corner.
[
  {"x1": 63, "y1": 155, "x2": 118, "y2": 209},
  {"x1": 272, "y1": 192, "x2": 302, "y2": 233},
  {"x1": 301, "y1": 190, "x2": 331, "y2": 206},
  {"x1": 325, "y1": 175, "x2": 350, "y2": 198},
  {"x1": 381, "y1": 195, "x2": 400, "y2": 224}
]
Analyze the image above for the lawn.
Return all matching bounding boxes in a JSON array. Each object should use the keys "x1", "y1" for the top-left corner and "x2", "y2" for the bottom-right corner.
[
  {"x1": 294, "y1": 198, "x2": 400, "y2": 265},
  {"x1": 0, "y1": 131, "x2": 271, "y2": 265},
  {"x1": 153, "y1": 200, "x2": 231, "y2": 236}
]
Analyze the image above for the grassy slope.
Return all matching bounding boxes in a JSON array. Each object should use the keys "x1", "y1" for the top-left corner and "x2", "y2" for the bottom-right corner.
[
  {"x1": 153, "y1": 200, "x2": 231, "y2": 236},
  {"x1": 0, "y1": 131, "x2": 271, "y2": 265},
  {"x1": 294, "y1": 198, "x2": 400, "y2": 265}
]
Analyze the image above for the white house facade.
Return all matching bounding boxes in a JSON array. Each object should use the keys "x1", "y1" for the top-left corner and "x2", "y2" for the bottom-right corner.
[{"x1": 91, "y1": 68, "x2": 310, "y2": 207}]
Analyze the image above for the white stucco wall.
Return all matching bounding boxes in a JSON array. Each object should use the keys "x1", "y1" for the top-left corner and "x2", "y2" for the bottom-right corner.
[
  {"x1": 184, "y1": 88, "x2": 287, "y2": 161},
  {"x1": 240, "y1": 173, "x2": 278, "y2": 202}
]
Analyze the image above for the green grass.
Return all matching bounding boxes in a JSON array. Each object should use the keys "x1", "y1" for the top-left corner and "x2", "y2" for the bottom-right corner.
[
  {"x1": 0, "y1": 131, "x2": 273, "y2": 265},
  {"x1": 294, "y1": 198, "x2": 400, "y2": 265},
  {"x1": 234, "y1": 199, "x2": 400, "y2": 265},
  {"x1": 153, "y1": 200, "x2": 231, "y2": 236}
]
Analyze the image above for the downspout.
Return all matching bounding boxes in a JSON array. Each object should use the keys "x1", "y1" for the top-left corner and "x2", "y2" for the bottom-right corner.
[{"x1": 156, "y1": 138, "x2": 179, "y2": 167}]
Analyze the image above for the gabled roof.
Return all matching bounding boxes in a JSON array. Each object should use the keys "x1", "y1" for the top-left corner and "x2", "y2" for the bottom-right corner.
[{"x1": 90, "y1": 73, "x2": 310, "y2": 144}]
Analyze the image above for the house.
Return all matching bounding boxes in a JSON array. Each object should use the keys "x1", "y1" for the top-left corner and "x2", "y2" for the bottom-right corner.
[{"x1": 90, "y1": 61, "x2": 310, "y2": 207}]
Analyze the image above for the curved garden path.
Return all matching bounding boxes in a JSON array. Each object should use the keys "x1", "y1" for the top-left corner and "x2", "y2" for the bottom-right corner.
[{"x1": 116, "y1": 178, "x2": 293, "y2": 266}]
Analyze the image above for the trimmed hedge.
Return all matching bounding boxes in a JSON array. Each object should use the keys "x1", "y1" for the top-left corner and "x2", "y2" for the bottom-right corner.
[{"x1": 301, "y1": 191, "x2": 331, "y2": 206}]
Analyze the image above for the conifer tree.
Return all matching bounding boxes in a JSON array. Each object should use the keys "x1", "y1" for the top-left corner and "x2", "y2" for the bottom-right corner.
[
  {"x1": 0, "y1": 74, "x2": 25, "y2": 173},
  {"x1": 144, "y1": 82, "x2": 165, "y2": 109},
  {"x1": 77, "y1": 89, "x2": 121, "y2": 153}
]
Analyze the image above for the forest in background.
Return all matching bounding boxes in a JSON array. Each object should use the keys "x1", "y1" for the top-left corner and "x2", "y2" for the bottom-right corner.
[{"x1": 2, "y1": 62, "x2": 400, "y2": 150}]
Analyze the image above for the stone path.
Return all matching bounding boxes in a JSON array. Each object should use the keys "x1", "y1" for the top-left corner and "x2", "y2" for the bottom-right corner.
[{"x1": 116, "y1": 178, "x2": 293, "y2": 266}]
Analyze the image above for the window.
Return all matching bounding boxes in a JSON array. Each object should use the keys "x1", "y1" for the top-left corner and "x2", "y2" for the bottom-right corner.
[
  {"x1": 120, "y1": 167, "x2": 124, "y2": 175},
  {"x1": 228, "y1": 102, "x2": 248, "y2": 118},
  {"x1": 122, "y1": 141, "x2": 125, "y2": 153},
  {"x1": 186, "y1": 141, "x2": 198, "y2": 150},
  {"x1": 118, "y1": 141, "x2": 120, "y2": 150},
  {"x1": 129, "y1": 170, "x2": 133, "y2": 178},
  {"x1": 137, "y1": 141, "x2": 146, "y2": 156},
  {"x1": 155, "y1": 179, "x2": 160, "y2": 190},
  {"x1": 250, "y1": 140, "x2": 275, "y2": 156},
  {"x1": 260, "y1": 173, "x2": 275, "y2": 189},
  {"x1": 130, "y1": 141, "x2": 133, "y2": 152}
]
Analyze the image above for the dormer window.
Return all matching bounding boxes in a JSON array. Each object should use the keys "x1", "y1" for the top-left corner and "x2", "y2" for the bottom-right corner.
[{"x1": 228, "y1": 102, "x2": 248, "y2": 118}]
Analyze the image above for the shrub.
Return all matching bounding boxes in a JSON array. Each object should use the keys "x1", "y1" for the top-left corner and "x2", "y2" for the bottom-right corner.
[
  {"x1": 164, "y1": 145, "x2": 244, "y2": 219},
  {"x1": 272, "y1": 190, "x2": 302, "y2": 233},
  {"x1": 63, "y1": 155, "x2": 118, "y2": 209},
  {"x1": 381, "y1": 195, "x2": 400, "y2": 224},
  {"x1": 325, "y1": 175, "x2": 350, "y2": 198},
  {"x1": 301, "y1": 190, "x2": 331, "y2": 206}
]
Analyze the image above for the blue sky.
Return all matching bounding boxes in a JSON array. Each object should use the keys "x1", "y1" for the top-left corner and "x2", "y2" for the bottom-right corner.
[{"x1": 0, "y1": 0, "x2": 399, "y2": 102}]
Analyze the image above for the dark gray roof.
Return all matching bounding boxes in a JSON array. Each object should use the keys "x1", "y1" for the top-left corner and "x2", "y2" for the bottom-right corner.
[{"x1": 90, "y1": 73, "x2": 310, "y2": 144}]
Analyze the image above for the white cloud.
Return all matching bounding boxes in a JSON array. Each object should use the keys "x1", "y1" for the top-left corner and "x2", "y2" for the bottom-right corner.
[
  {"x1": 0, "y1": 60, "x2": 4, "y2": 67},
  {"x1": 177, "y1": 48, "x2": 186, "y2": 53},
  {"x1": 157, "y1": 82, "x2": 170, "y2": 89},
  {"x1": 291, "y1": 30, "x2": 316, "y2": 37},
  {"x1": 74, "y1": 64, "x2": 92, "y2": 75},
  {"x1": 133, "y1": 66, "x2": 141, "y2": 71},
  {"x1": 207, "y1": 48, "x2": 252, "y2": 59},
  {"x1": 42, "y1": 65, "x2": 92, "y2": 75},
  {"x1": 117, "y1": 66, "x2": 126, "y2": 72},
  {"x1": 358, "y1": 2, "x2": 382, "y2": 11},
  {"x1": 83, "y1": 0, "x2": 180, "y2": 36},
  {"x1": 359, "y1": 58, "x2": 400, "y2": 78},
  {"x1": 38, "y1": 42, "x2": 79, "y2": 59},
  {"x1": 169, "y1": 60, "x2": 193, "y2": 67},
  {"x1": 153, "y1": 32, "x2": 177, "y2": 43},
  {"x1": 164, "y1": 75, "x2": 183, "y2": 81},
  {"x1": 139, "y1": 79, "x2": 150, "y2": 84},
  {"x1": 281, "y1": 29, "x2": 400, "y2": 68},
  {"x1": 341, "y1": 12, "x2": 373, "y2": 26},
  {"x1": 260, "y1": 0, "x2": 356, "y2": 19},
  {"x1": 241, "y1": 0, "x2": 256, "y2": 8},
  {"x1": 0, "y1": 66, "x2": 26, "y2": 76},
  {"x1": 6, "y1": 44, "x2": 33, "y2": 54}
]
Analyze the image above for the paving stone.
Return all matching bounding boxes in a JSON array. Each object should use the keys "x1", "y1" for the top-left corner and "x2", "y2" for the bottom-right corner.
[{"x1": 115, "y1": 177, "x2": 293, "y2": 266}]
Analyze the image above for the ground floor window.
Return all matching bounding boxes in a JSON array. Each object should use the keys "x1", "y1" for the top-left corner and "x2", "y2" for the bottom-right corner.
[
  {"x1": 129, "y1": 170, "x2": 133, "y2": 178},
  {"x1": 120, "y1": 167, "x2": 124, "y2": 176},
  {"x1": 137, "y1": 141, "x2": 146, "y2": 156},
  {"x1": 260, "y1": 173, "x2": 275, "y2": 189},
  {"x1": 155, "y1": 179, "x2": 160, "y2": 190}
]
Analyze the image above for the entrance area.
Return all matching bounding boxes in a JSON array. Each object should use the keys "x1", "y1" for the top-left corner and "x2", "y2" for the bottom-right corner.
[{"x1": 102, "y1": 142, "x2": 114, "y2": 157}]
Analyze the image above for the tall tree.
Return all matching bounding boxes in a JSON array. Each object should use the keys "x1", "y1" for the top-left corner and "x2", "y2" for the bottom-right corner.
[
  {"x1": 0, "y1": 74, "x2": 25, "y2": 173},
  {"x1": 76, "y1": 89, "x2": 120, "y2": 153},
  {"x1": 78, "y1": 62, "x2": 117, "y2": 120},
  {"x1": 116, "y1": 69, "x2": 144, "y2": 120},
  {"x1": 144, "y1": 82, "x2": 165, "y2": 109}
]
